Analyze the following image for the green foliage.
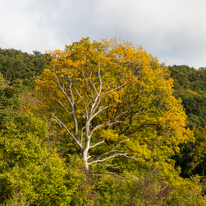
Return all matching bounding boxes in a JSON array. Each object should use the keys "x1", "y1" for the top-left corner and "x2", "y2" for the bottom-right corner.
[
  {"x1": 89, "y1": 172, "x2": 206, "y2": 206},
  {"x1": 179, "y1": 93, "x2": 206, "y2": 127},
  {"x1": 0, "y1": 76, "x2": 88, "y2": 205},
  {"x1": 92, "y1": 174, "x2": 171, "y2": 206},
  {"x1": 34, "y1": 38, "x2": 191, "y2": 180},
  {"x1": 1, "y1": 43, "x2": 206, "y2": 204},
  {"x1": 168, "y1": 65, "x2": 206, "y2": 127},
  {"x1": 0, "y1": 80, "x2": 24, "y2": 129},
  {"x1": 174, "y1": 127, "x2": 206, "y2": 179},
  {"x1": 32, "y1": 38, "x2": 206, "y2": 205},
  {"x1": 165, "y1": 175, "x2": 206, "y2": 206},
  {"x1": 0, "y1": 113, "x2": 72, "y2": 205},
  {"x1": 0, "y1": 48, "x2": 50, "y2": 89},
  {"x1": 169, "y1": 65, "x2": 206, "y2": 182}
]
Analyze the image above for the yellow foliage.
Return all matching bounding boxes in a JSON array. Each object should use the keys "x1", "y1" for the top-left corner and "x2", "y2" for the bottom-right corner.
[{"x1": 34, "y1": 37, "x2": 192, "y2": 179}]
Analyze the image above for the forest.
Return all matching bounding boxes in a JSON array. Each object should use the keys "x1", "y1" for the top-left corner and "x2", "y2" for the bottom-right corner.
[{"x1": 1, "y1": 37, "x2": 206, "y2": 205}]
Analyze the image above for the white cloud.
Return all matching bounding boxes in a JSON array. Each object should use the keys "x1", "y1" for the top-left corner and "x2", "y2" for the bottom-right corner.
[
  {"x1": 0, "y1": 0, "x2": 65, "y2": 53},
  {"x1": 93, "y1": 0, "x2": 206, "y2": 68},
  {"x1": 0, "y1": 0, "x2": 206, "y2": 68}
]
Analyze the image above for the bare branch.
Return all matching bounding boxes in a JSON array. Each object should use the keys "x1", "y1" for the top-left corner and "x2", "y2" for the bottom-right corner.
[
  {"x1": 53, "y1": 118, "x2": 67, "y2": 133},
  {"x1": 81, "y1": 126, "x2": 86, "y2": 145},
  {"x1": 51, "y1": 95, "x2": 72, "y2": 115},
  {"x1": 89, "y1": 73, "x2": 99, "y2": 95},
  {"x1": 90, "y1": 120, "x2": 128, "y2": 137},
  {"x1": 75, "y1": 90, "x2": 88, "y2": 115},
  {"x1": 91, "y1": 106, "x2": 109, "y2": 120},
  {"x1": 75, "y1": 103, "x2": 87, "y2": 117},
  {"x1": 111, "y1": 150, "x2": 126, "y2": 153},
  {"x1": 89, "y1": 94, "x2": 101, "y2": 118},
  {"x1": 87, "y1": 65, "x2": 104, "y2": 116},
  {"x1": 90, "y1": 140, "x2": 105, "y2": 149},
  {"x1": 90, "y1": 107, "x2": 130, "y2": 136},
  {"x1": 100, "y1": 83, "x2": 127, "y2": 97},
  {"x1": 97, "y1": 63, "x2": 103, "y2": 94},
  {"x1": 51, "y1": 113, "x2": 82, "y2": 150},
  {"x1": 113, "y1": 109, "x2": 130, "y2": 121},
  {"x1": 53, "y1": 63, "x2": 73, "y2": 107},
  {"x1": 82, "y1": 71, "x2": 95, "y2": 102},
  {"x1": 86, "y1": 95, "x2": 92, "y2": 105},
  {"x1": 94, "y1": 137, "x2": 134, "y2": 161},
  {"x1": 105, "y1": 164, "x2": 121, "y2": 169},
  {"x1": 69, "y1": 78, "x2": 75, "y2": 105},
  {"x1": 89, "y1": 153, "x2": 141, "y2": 165},
  {"x1": 53, "y1": 64, "x2": 80, "y2": 140}
]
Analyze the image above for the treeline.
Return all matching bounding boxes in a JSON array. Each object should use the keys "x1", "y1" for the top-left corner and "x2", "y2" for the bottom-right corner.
[
  {"x1": 0, "y1": 48, "x2": 50, "y2": 89},
  {"x1": 169, "y1": 65, "x2": 206, "y2": 127},
  {"x1": 168, "y1": 65, "x2": 206, "y2": 180},
  {"x1": 1, "y1": 41, "x2": 206, "y2": 205}
]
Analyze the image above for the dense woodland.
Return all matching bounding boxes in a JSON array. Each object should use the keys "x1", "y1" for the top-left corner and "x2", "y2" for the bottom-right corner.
[{"x1": 1, "y1": 38, "x2": 206, "y2": 205}]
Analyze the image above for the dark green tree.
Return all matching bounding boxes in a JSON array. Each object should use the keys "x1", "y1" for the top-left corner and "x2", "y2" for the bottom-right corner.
[{"x1": 0, "y1": 48, "x2": 50, "y2": 89}]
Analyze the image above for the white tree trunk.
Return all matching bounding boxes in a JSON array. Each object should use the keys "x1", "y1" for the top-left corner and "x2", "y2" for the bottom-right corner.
[
  {"x1": 51, "y1": 63, "x2": 140, "y2": 173},
  {"x1": 82, "y1": 148, "x2": 89, "y2": 171}
]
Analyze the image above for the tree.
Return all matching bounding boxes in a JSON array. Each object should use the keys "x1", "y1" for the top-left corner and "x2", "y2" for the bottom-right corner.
[
  {"x1": 168, "y1": 65, "x2": 206, "y2": 127},
  {"x1": 0, "y1": 113, "x2": 90, "y2": 205},
  {"x1": 35, "y1": 38, "x2": 191, "y2": 177},
  {"x1": 0, "y1": 75, "x2": 90, "y2": 205},
  {"x1": 0, "y1": 48, "x2": 50, "y2": 89},
  {"x1": 51, "y1": 63, "x2": 141, "y2": 171}
]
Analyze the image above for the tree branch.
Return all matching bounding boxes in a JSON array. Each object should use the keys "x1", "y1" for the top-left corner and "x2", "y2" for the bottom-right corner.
[
  {"x1": 82, "y1": 70, "x2": 95, "y2": 102},
  {"x1": 100, "y1": 83, "x2": 127, "y2": 97},
  {"x1": 68, "y1": 78, "x2": 75, "y2": 105},
  {"x1": 90, "y1": 140, "x2": 105, "y2": 149},
  {"x1": 51, "y1": 95, "x2": 72, "y2": 115},
  {"x1": 75, "y1": 90, "x2": 88, "y2": 116},
  {"x1": 91, "y1": 105, "x2": 109, "y2": 120},
  {"x1": 81, "y1": 126, "x2": 86, "y2": 145},
  {"x1": 89, "y1": 73, "x2": 99, "y2": 95},
  {"x1": 75, "y1": 103, "x2": 87, "y2": 117},
  {"x1": 89, "y1": 153, "x2": 141, "y2": 165},
  {"x1": 53, "y1": 63, "x2": 73, "y2": 107},
  {"x1": 96, "y1": 137, "x2": 133, "y2": 160},
  {"x1": 53, "y1": 63, "x2": 79, "y2": 141},
  {"x1": 90, "y1": 119, "x2": 128, "y2": 137},
  {"x1": 51, "y1": 113, "x2": 82, "y2": 150}
]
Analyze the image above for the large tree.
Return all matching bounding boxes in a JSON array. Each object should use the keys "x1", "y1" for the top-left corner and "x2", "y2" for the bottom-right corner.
[{"x1": 35, "y1": 38, "x2": 191, "y2": 177}]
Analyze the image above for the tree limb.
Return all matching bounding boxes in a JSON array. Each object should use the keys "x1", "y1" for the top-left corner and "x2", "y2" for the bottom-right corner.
[
  {"x1": 51, "y1": 95, "x2": 72, "y2": 115},
  {"x1": 90, "y1": 140, "x2": 105, "y2": 149},
  {"x1": 88, "y1": 153, "x2": 141, "y2": 165},
  {"x1": 100, "y1": 83, "x2": 127, "y2": 97},
  {"x1": 53, "y1": 63, "x2": 73, "y2": 107},
  {"x1": 51, "y1": 113, "x2": 82, "y2": 150},
  {"x1": 82, "y1": 70, "x2": 95, "y2": 102},
  {"x1": 90, "y1": 119, "x2": 128, "y2": 137},
  {"x1": 75, "y1": 90, "x2": 88, "y2": 116}
]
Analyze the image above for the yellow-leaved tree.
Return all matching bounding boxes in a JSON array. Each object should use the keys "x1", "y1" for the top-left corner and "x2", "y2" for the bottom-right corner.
[{"x1": 34, "y1": 37, "x2": 192, "y2": 179}]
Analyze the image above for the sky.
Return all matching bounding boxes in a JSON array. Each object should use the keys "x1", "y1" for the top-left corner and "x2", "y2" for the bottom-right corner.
[{"x1": 0, "y1": 0, "x2": 206, "y2": 69}]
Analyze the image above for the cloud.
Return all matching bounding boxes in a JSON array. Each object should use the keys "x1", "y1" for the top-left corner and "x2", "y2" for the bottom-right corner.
[
  {"x1": 0, "y1": 0, "x2": 206, "y2": 68},
  {"x1": 0, "y1": 0, "x2": 64, "y2": 53},
  {"x1": 94, "y1": 0, "x2": 206, "y2": 68}
]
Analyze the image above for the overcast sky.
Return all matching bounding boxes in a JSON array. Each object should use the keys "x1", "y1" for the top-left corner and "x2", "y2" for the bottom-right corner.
[{"x1": 0, "y1": 0, "x2": 206, "y2": 68}]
